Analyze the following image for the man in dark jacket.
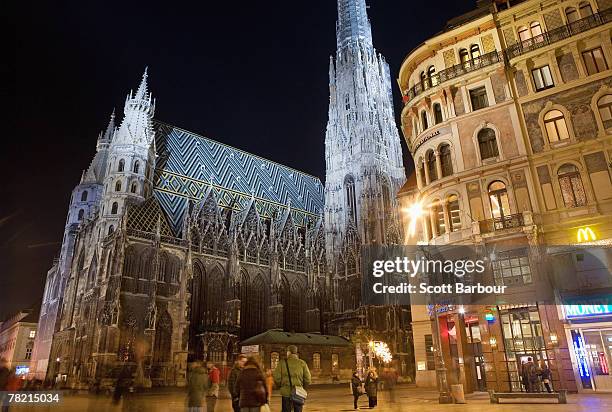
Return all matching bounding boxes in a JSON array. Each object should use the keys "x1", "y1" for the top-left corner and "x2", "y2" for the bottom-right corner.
[{"x1": 228, "y1": 354, "x2": 247, "y2": 412}]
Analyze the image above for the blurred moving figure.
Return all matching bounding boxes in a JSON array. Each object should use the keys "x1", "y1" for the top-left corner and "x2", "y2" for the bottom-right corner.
[
  {"x1": 228, "y1": 355, "x2": 247, "y2": 412},
  {"x1": 206, "y1": 361, "x2": 220, "y2": 411},
  {"x1": 350, "y1": 371, "x2": 363, "y2": 410},
  {"x1": 235, "y1": 357, "x2": 268, "y2": 412},
  {"x1": 540, "y1": 362, "x2": 553, "y2": 393},
  {"x1": 264, "y1": 369, "x2": 273, "y2": 404},
  {"x1": 187, "y1": 360, "x2": 209, "y2": 412}
]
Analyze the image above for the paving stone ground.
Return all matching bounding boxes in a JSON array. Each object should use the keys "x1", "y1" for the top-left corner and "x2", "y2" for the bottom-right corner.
[{"x1": 6, "y1": 385, "x2": 612, "y2": 411}]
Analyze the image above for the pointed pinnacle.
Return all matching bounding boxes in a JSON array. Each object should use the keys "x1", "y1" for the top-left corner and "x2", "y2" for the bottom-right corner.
[{"x1": 134, "y1": 67, "x2": 149, "y2": 100}]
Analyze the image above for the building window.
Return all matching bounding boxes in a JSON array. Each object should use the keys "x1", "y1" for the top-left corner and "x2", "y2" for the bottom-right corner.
[
  {"x1": 582, "y1": 47, "x2": 608, "y2": 75},
  {"x1": 566, "y1": 7, "x2": 579, "y2": 23},
  {"x1": 29, "y1": 330, "x2": 36, "y2": 339},
  {"x1": 530, "y1": 22, "x2": 542, "y2": 39},
  {"x1": 131, "y1": 182, "x2": 138, "y2": 193},
  {"x1": 470, "y1": 44, "x2": 481, "y2": 60},
  {"x1": 469, "y1": 87, "x2": 489, "y2": 111},
  {"x1": 432, "y1": 201, "x2": 446, "y2": 235},
  {"x1": 477, "y1": 128, "x2": 499, "y2": 160},
  {"x1": 345, "y1": 175, "x2": 357, "y2": 225},
  {"x1": 532, "y1": 66, "x2": 554, "y2": 91},
  {"x1": 421, "y1": 110, "x2": 428, "y2": 130},
  {"x1": 543, "y1": 110, "x2": 570, "y2": 143},
  {"x1": 111, "y1": 202, "x2": 118, "y2": 214},
  {"x1": 81, "y1": 191, "x2": 88, "y2": 202},
  {"x1": 331, "y1": 353, "x2": 339, "y2": 372},
  {"x1": 598, "y1": 94, "x2": 612, "y2": 129},
  {"x1": 579, "y1": 2, "x2": 593, "y2": 17},
  {"x1": 488, "y1": 181, "x2": 511, "y2": 219},
  {"x1": 518, "y1": 26, "x2": 530, "y2": 42},
  {"x1": 558, "y1": 164, "x2": 587, "y2": 208},
  {"x1": 115, "y1": 181, "x2": 122, "y2": 192},
  {"x1": 133, "y1": 161, "x2": 140, "y2": 174},
  {"x1": 118, "y1": 159, "x2": 125, "y2": 172},
  {"x1": 420, "y1": 71, "x2": 427, "y2": 90},
  {"x1": 426, "y1": 150, "x2": 437, "y2": 182},
  {"x1": 433, "y1": 103, "x2": 443, "y2": 124},
  {"x1": 313, "y1": 353, "x2": 321, "y2": 370},
  {"x1": 448, "y1": 194, "x2": 461, "y2": 232},
  {"x1": 108, "y1": 225, "x2": 115, "y2": 235},
  {"x1": 459, "y1": 48, "x2": 469, "y2": 65},
  {"x1": 427, "y1": 65, "x2": 437, "y2": 87},
  {"x1": 270, "y1": 352, "x2": 279, "y2": 370},
  {"x1": 77, "y1": 209, "x2": 84, "y2": 220},
  {"x1": 25, "y1": 346, "x2": 33, "y2": 360},
  {"x1": 439, "y1": 144, "x2": 452, "y2": 177},
  {"x1": 493, "y1": 248, "x2": 532, "y2": 286},
  {"x1": 425, "y1": 334, "x2": 435, "y2": 370}
]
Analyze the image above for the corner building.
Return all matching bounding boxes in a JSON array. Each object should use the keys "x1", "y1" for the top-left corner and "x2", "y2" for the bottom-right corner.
[{"x1": 398, "y1": 0, "x2": 612, "y2": 394}]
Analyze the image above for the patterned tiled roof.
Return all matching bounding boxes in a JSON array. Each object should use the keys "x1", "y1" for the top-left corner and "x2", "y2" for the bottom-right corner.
[{"x1": 152, "y1": 122, "x2": 325, "y2": 234}]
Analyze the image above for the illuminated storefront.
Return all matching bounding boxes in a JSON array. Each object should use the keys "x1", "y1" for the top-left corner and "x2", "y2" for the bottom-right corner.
[{"x1": 562, "y1": 305, "x2": 612, "y2": 391}]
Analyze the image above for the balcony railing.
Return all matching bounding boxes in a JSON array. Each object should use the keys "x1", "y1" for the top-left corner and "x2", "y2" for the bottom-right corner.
[
  {"x1": 403, "y1": 50, "x2": 502, "y2": 104},
  {"x1": 479, "y1": 213, "x2": 524, "y2": 234},
  {"x1": 506, "y1": 8, "x2": 611, "y2": 59}
]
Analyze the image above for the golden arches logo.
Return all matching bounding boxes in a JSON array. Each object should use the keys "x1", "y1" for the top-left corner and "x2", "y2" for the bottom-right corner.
[{"x1": 577, "y1": 227, "x2": 597, "y2": 243}]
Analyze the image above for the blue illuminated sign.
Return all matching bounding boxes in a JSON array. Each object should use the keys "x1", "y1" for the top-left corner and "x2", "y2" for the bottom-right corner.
[
  {"x1": 564, "y1": 305, "x2": 612, "y2": 318},
  {"x1": 15, "y1": 366, "x2": 29, "y2": 376}
]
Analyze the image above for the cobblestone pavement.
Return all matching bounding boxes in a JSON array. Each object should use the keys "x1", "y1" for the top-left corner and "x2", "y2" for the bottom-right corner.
[{"x1": 7, "y1": 386, "x2": 612, "y2": 411}]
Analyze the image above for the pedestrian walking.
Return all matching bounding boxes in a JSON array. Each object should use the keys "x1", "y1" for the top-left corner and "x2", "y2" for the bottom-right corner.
[
  {"x1": 273, "y1": 345, "x2": 311, "y2": 412},
  {"x1": 382, "y1": 367, "x2": 398, "y2": 403},
  {"x1": 540, "y1": 362, "x2": 553, "y2": 393},
  {"x1": 365, "y1": 369, "x2": 379, "y2": 408},
  {"x1": 187, "y1": 360, "x2": 209, "y2": 412},
  {"x1": 228, "y1": 355, "x2": 248, "y2": 412},
  {"x1": 264, "y1": 369, "x2": 274, "y2": 404},
  {"x1": 351, "y1": 371, "x2": 363, "y2": 410},
  {"x1": 206, "y1": 361, "x2": 220, "y2": 411},
  {"x1": 235, "y1": 357, "x2": 269, "y2": 412}
]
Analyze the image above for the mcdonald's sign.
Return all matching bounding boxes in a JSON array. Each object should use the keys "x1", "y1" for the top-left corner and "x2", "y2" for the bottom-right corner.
[{"x1": 576, "y1": 226, "x2": 597, "y2": 243}]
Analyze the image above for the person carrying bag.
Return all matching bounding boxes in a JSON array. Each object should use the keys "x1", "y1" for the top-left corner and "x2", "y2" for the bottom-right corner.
[{"x1": 273, "y1": 345, "x2": 311, "y2": 412}]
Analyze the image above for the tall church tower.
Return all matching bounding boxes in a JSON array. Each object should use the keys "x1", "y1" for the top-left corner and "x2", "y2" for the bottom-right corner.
[
  {"x1": 325, "y1": 0, "x2": 405, "y2": 257},
  {"x1": 100, "y1": 69, "x2": 156, "y2": 235}
]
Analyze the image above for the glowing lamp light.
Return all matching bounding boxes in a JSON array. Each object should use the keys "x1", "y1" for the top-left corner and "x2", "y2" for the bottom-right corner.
[
  {"x1": 550, "y1": 333, "x2": 559, "y2": 347},
  {"x1": 485, "y1": 313, "x2": 495, "y2": 322},
  {"x1": 577, "y1": 226, "x2": 597, "y2": 243},
  {"x1": 371, "y1": 341, "x2": 393, "y2": 364},
  {"x1": 489, "y1": 337, "x2": 498, "y2": 349},
  {"x1": 404, "y1": 200, "x2": 424, "y2": 237},
  {"x1": 458, "y1": 306, "x2": 466, "y2": 315}
]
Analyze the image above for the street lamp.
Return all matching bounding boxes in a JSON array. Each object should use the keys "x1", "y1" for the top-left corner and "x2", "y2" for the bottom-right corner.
[{"x1": 431, "y1": 304, "x2": 453, "y2": 404}]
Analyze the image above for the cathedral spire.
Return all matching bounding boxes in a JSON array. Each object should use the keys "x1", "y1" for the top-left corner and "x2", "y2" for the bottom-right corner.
[
  {"x1": 336, "y1": 0, "x2": 372, "y2": 50},
  {"x1": 101, "y1": 108, "x2": 116, "y2": 142},
  {"x1": 134, "y1": 67, "x2": 149, "y2": 101}
]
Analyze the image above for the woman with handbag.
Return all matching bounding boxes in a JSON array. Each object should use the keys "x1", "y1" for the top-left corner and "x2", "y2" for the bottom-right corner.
[
  {"x1": 351, "y1": 371, "x2": 363, "y2": 410},
  {"x1": 235, "y1": 357, "x2": 269, "y2": 412}
]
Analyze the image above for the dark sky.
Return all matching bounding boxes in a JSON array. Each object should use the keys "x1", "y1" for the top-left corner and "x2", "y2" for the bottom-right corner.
[{"x1": 2, "y1": 0, "x2": 475, "y2": 318}]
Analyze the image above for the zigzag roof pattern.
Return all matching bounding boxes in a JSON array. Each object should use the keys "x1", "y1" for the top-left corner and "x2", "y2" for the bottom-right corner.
[{"x1": 152, "y1": 122, "x2": 325, "y2": 234}]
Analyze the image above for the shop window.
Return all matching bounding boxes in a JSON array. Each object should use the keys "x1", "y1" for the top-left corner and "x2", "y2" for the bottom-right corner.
[
  {"x1": 558, "y1": 164, "x2": 587, "y2": 208},
  {"x1": 492, "y1": 248, "x2": 532, "y2": 286},
  {"x1": 425, "y1": 334, "x2": 435, "y2": 370},
  {"x1": 469, "y1": 87, "x2": 489, "y2": 111},
  {"x1": 582, "y1": 47, "x2": 608, "y2": 75},
  {"x1": 532, "y1": 66, "x2": 554, "y2": 91},
  {"x1": 448, "y1": 194, "x2": 461, "y2": 232},
  {"x1": 477, "y1": 128, "x2": 499, "y2": 160},
  {"x1": 426, "y1": 150, "x2": 437, "y2": 182},
  {"x1": 313, "y1": 353, "x2": 321, "y2": 370},
  {"x1": 566, "y1": 7, "x2": 579, "y2": 23},
  {"x1": 543, "y1": 110, "x2": 570, "y2": 143},
  {"x1": 598, "y1": 94, "x2": 612, "y2": 129},
  {"x1": 488, "y1": 181, "x2": 511, "y2": 219},
  {"x1": 439, "y1": 144, "x2": 453, "y2": 177},
  {"x1": 331, "y1": 353, "x2": 339, "y2": 372},
  {"x1": 433, "y1": 103, "x2": 443, "y2": 124},
  {"x1": 579, "y1": 2, "x2": 593, "y2": 17}
]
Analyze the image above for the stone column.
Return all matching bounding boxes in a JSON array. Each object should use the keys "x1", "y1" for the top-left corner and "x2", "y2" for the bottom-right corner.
[
  {"x1": 600, "y1": 32, "x2": 612, "y2": 71},
  {"x1": 429, "y1": 208, "x2": 438, "y2": 238},
  {"x1": 435, "y1": 150, "x2": 443, "y2": 180},
  {"x1": 416, "y1": 165, "x2": 424, "y2": 189},
  {"x1": 569, "y1": 44, "x2": 587, "y2": 78},
  {"x1": 547, "y1": 50, "x2": 563, "y2": 85},
  {"x1": 423, "y1": 158, "x2": 431, "y2": 185},
  {"x1": 442, "y1": 201, "x2": 451, "y2": 235}
]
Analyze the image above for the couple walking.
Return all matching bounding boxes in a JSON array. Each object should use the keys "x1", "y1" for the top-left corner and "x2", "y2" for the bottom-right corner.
[
  {"x1": 351, "y1": 369, "x2": 379, "y2": 409},
  {"x1": 186, "y1": 360, "x2": 220, "y2": 411},
  {"x1": 228, "y1": 345, "x2": 312, "y2": 412}
]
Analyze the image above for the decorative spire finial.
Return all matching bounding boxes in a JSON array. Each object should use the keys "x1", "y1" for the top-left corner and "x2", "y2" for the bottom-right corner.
[
  {"x1": 336, "y1": 0, "x2": 373, "y2": 50},
  {"x1": 134, "y1": 67, "x2": 149, "y2": 100}
]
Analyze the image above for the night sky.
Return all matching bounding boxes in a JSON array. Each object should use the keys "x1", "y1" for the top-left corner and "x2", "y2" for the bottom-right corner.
[{"x1": 3, "y1": 0, "x2": 475, "y2": 318}]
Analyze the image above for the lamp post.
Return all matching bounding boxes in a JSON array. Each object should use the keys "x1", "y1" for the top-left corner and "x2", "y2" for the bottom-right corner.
[{"x1": 432, "y1": 304, "x2": 452, "y2": 403}]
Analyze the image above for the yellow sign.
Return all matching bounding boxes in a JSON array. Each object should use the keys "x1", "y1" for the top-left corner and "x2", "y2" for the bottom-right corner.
[{"x1": 577, "y1": 227, "x2": 597, "y2": 243}]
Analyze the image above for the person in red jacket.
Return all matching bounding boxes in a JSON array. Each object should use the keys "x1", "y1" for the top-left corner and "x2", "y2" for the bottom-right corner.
[{"x1": 206, "y1": 361, "x2": 220, "y2": 411}]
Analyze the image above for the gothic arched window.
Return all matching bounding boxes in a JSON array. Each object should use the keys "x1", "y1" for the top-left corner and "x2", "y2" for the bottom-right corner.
[
  {"x1": 477, "y1": 128, "x2": 499, "y2": 160},
  {"x1": 78, "y1": 209, "x2": 84, "y2": 221},
  {"x1": 118, "y1": 159, "x2": 125, "y2": 172},
  {"x1": 488, "y1": 181, "x2": 510, "y2": 219},
  {"x1": 426, "y1": 150, "x2": 437, "y2": 182},
  {"x1": 439, "y1": 144, "x2": 453, "y2": 177},
  {"x1": 433, "y1": 103, "x2": 443, "y2": 124},
  {"x1": 131, "y1": 182, "x2": 137, "y2": 193},
  {"x1": 133, "y1": 161, "x2": 140, "y2": 174},
  {"x1": 81, "y1": 191, "x2": 88, "y2": 202},
  {"x1": 544, "y1": 110, "x2": 570, "y2": 143},
  {"x1": 344, "y1": 175, "x2": 357, "y2": 225},
  {"x1": 115, "y1": 180, "x2": 122, "y2": 192},
  {"x1": 111, "y1": 202, "x2": 118, "y2": 214},
  {"x1": 558, "y1": 164, "x2": 587, "y2": 208},
  {"x1": 108, "y1": 225, "x2": 114, "y2": 235}
]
